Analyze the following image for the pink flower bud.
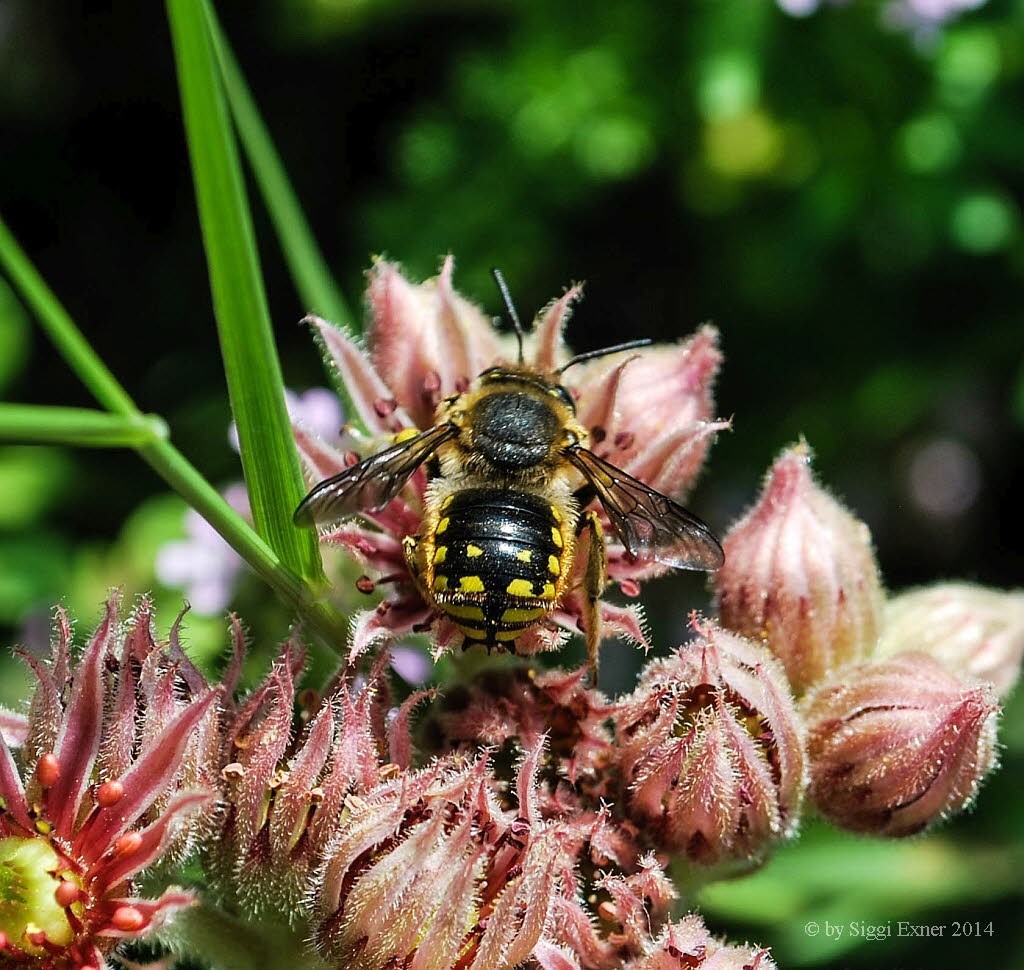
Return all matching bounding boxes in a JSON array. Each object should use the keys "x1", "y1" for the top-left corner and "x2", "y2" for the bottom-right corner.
[
  {"x1": 876, "y1": 583, "x2": 1024, "y2": 697},
  {"x1": 803, "y1": 652, "x2": 999, "y2": 836},
  {"x1": 312, "y1": 747, "x2": 567, "y2": 970},
  {"x1": 571, "y1": 326, "x2": 727, "y2": 499},
  {"x1": 613, "y1": 620, "x2": 806, "y2": 865},
  {"x1": 623, "y1": 914, "x2": 777, "y2": 970},
  {"x1": 367, "y1": 256, "x2": 506, "y2": 430},
  {"x1": 714, "y1": 441, "x2": 885, "y2": 692}
]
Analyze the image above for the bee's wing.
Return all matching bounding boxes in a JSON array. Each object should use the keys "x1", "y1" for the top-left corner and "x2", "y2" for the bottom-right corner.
[
  {"x1": 294, "y1": 423, "x2": 458, "y2": 526},
  {"x1": 566, "y1": 447, "x2": 724, "y2": 570}
]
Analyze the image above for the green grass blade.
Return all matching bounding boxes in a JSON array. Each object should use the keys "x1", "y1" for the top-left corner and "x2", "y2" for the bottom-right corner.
[
  {"x1": 166, "y1": 0, "x2": 325, "y2": 586},
  {"x1": 202, "y1": 0, "x2": 354, "y2": 331},
  {"x1": 0, "y1": 404, "x2": 165, "y2": 447}
]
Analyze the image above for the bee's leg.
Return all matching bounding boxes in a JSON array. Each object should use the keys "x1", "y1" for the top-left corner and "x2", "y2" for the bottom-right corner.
[
  {"x1": 402, "y1": 535, "x2": 422, "y2": 583},
  {"x1": 577, "y1": 510, "x2": 607, "y2": 684},
  {"x1": 571, "y1": 483, "x2": 597, "y2": 511}
]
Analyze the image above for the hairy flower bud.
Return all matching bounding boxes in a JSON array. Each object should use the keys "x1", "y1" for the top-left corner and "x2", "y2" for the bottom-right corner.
[
  {"x1": 714, "y1": 441, "x2": 884, "y2": 692},
  {"x1": 624, "y1": 915, "x2": 777, "y2": 970},
  {"x1": 217, "y1": 645, "x2": 426, "y2": 919},
  {"x1": 876, "y1": 583, "x2": 1024, "y2": 697},
  {"x1": 803, "y1": 652, "x2": 999, "y2": 836},
  {"x1": 311, "y1": 745, "x2": 568, "y2": 970},
  {"x1": 573, "y1": 326, "x2": 727, "y2": 502},
  {"x1": 613, "y1": 619, "x2": 806, "y2": 866}
]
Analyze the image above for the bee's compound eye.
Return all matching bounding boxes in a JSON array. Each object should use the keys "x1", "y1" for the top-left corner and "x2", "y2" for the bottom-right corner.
[{"x1": 549, "y1": 384, "x2": 575, "y2": 411}]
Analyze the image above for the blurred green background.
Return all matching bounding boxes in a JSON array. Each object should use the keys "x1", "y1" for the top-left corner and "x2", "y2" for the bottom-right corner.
[{"x1": 1, "y1": 0, "x2": 1022, "y2": 967}]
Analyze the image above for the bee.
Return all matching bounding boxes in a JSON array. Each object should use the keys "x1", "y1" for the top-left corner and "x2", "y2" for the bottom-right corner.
[{"x1": 295, "y1": 271, "x2": 724, "y2": 673}]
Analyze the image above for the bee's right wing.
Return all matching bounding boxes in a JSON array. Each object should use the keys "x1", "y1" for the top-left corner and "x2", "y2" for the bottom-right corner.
[
  {"x1": 565, "y1": 446, "x2": 724, "y2": 570},
  {"x1": 293, "y1": 423, "x2": 458, "y2": 526}
]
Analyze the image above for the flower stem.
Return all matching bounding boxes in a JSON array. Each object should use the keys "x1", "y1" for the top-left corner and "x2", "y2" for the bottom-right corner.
[
  {"x1": 0, "y1": 404, "x2": 166, "y2": 448},
  {"x1": 158, "y1": 901, "x2": 332, "y2": 970}
]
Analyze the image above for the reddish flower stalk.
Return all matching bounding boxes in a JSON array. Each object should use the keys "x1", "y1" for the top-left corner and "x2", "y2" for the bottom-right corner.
[{"x1": 0, "y1": 595, "x2": 223, "y2": 969}]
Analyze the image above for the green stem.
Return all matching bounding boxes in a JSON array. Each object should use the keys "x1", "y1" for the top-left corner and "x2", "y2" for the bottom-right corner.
[
  {"x1": 158, "y1": 901, "x2": 331, "y2": 970},
  {"x1": 0, "y1": 404, "x2": 166, "y2": 448},
  {"x1": 201, "y1": 0, "x2": 354, "y2": 331},
  {"x1": 0, "y1": 218, "x2": 136, "y2": 418}
]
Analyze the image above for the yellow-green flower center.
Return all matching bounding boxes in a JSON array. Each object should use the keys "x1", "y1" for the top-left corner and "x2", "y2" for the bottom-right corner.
[{"x1": 0, "y1": 836, "x2": 77, "y2": 954}]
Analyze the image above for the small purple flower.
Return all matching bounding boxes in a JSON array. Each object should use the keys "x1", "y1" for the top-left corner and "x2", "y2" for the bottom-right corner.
[{"x1": 157, "y1": 388, "x2": 344, "y2": 616}]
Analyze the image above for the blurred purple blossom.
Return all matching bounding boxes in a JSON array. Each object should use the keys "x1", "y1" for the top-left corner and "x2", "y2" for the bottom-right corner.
[
  {"x1": 776, "y1": 0, "x2": 988, "y2": 30},
  {"x1": 157, "y1": 388, "x2": 343, "y2": 616},
  {"x1": 228, "y1": 387, "x2": 343, "y2": 453},
  {"x1": 156, "y1": 481, "x2": 251, "y2": 615}
]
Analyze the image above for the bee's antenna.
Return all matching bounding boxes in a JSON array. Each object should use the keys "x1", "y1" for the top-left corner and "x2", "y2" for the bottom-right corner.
[
  {"x1": 556, "y1": 338, "x2": 653, "y2": 374},
  {"x1": 491, "y1": 268, "x2": 526, "y2": 364}
]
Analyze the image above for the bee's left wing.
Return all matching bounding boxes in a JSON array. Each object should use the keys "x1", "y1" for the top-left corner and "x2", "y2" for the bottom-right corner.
[
  {"x1": 294, "y1": 423, "x2": 458, "y2": 526},
  {"x1": 565, "y1": 447, "x2": 724, "y2": 570}
]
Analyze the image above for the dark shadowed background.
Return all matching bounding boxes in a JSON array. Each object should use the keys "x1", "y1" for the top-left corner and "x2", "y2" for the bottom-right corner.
[{"x1": 1, "y1": 1, "x2": 1022, "y2": 967}]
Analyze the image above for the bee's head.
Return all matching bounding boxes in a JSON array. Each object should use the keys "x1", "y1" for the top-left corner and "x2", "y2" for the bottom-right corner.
[{"x1": 441, "y1": 366, "x2": 580, "y2": 472}]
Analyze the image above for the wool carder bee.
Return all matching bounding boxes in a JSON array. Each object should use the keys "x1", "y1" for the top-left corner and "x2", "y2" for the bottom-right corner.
[{"x1": 295, "y1": 272, "x2": 724, "y2": 672}]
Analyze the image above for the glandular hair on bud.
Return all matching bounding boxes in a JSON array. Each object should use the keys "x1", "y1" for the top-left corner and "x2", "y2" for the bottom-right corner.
[
  {"x1": 877, "y1": 582, "x2": 1024, "y2": 698},
  {"x1": 613, "y1": 621, "x2": 806, "y2": 866}
]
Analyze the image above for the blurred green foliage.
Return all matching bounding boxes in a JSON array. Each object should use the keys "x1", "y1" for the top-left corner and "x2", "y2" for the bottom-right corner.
[{"x1": 0, "y1": 0, "x2": 1022, "y2": 966}]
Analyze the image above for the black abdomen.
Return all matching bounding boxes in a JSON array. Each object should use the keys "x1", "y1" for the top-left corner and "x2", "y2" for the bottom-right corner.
[{"x1": 429, "y1": 487, "x2": 565, "y2": 645}]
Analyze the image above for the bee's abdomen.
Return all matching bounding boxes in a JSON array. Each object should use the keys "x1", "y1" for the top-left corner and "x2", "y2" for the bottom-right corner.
[{"x1": 429, "y1": 487, "x2": 566, "y2": 645}]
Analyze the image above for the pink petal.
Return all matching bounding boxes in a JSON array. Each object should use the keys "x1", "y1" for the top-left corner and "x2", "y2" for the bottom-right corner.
[
  {"x1": 0, "y1": 708, "x2": 28, "y2": 748},
  {"x1": 96, "y1": 889, "x2": 196, "y2": 939},
  {"x1": 76, "y1": 690, "x2": 221, "y2": 859},
  {"x1": 49, "y1": 594, "x2": 119, "y2": 836},
  {"x1": 529, "y1": 284, "x2": 583, "y2": 373},
  {"x1": 348, "y1": 600, "x2": 430, "y2": 665},
  {"x1": 0, "y1": 731, "x2": 31, "y2": 831},
  {"x1": 471, "y1": 828, "x2": 561, "y2": 969},
  {"x1": 389, "y1": 690, "x2": 437, "y2": 769},
  {"x1": 234, "y1": 671, "x2": 293, "y2": 847},
  {"x1": 532, "y1": 940, "x2": 583, "y2": 970},
  {"x1": 307, "y1": 314, "x2": 413, "y2": 434},
  {"x1": 221, "y1": 613, "x2": 247, "y2": 703},
  {"x1": 292, "y1": 421, "x2": 349, "y2": 483},
  {"x1": 269, "y1": 700, "x2": 334, "y2": 855},
  {"x1": 96, "y1": 791, "x2": 214, "y2": 889}
]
